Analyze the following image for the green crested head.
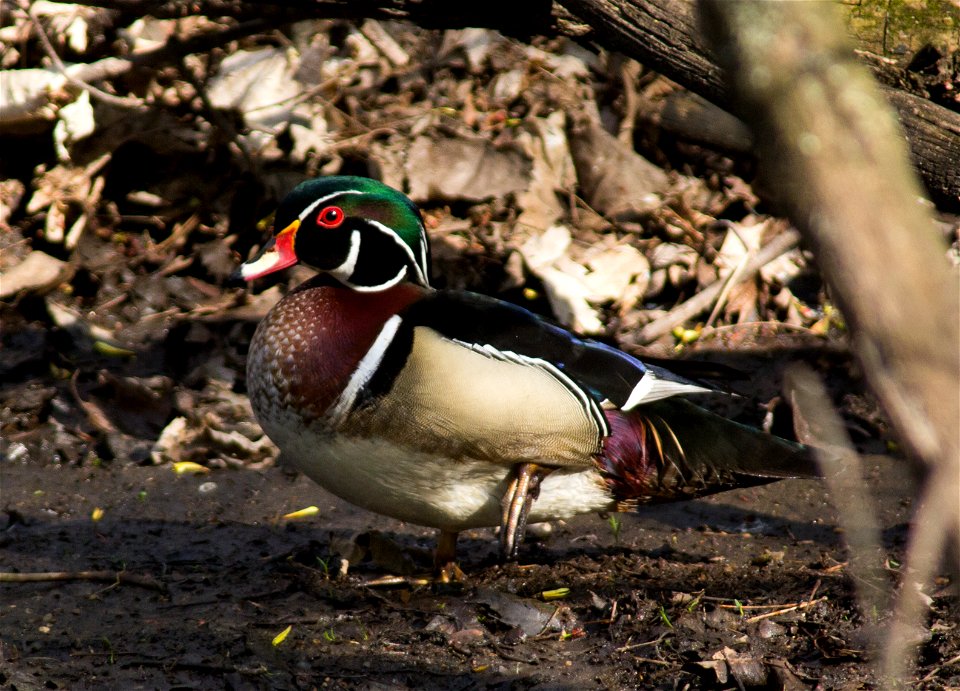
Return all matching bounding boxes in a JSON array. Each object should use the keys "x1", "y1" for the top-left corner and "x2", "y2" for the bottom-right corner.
[{"x1": 238, "y1": 176, "x2": 431, "y2": 291}]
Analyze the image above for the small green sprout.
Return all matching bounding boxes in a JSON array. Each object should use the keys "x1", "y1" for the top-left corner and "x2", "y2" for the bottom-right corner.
[
  {"x1": 608, "y1": 514, "x2": 622, "y2": 544},
  {"x1": 316, "y1": 557, "x2": 330, "y2": 577},
  {"x1": 685, "y1": 593, "x2": 703, "y2": 612}
]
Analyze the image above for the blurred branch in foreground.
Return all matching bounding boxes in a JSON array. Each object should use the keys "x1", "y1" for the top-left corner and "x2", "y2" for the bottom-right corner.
[{"x1": 699, "y1": 0, "x2": 959, "y2": 686}]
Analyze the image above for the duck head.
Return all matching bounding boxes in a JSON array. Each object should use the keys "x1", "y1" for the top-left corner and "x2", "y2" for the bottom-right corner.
[{"x1": 237, "y1": 176, "x2": 431, "y2": 291}]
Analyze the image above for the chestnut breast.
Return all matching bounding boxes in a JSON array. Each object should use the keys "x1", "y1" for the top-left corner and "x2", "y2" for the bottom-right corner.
[{"x1": 247, "y1": 277, "x2": 424, "y2": 429}]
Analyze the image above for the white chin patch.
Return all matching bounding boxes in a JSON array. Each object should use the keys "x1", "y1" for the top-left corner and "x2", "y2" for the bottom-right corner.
[{"x1": 346, "y1": 266, "x2": 407, "y2": 293}]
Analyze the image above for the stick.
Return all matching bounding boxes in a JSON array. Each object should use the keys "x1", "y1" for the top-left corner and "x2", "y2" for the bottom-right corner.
[
  {"x1": 700, "y1": 4, "x2": 959, "y2": 684},
  {"x1": 24, "y1": 1, "x2": 144, "y2": 108},
  {"x1": 743, "y1": 596, "x2": 827, "y2": 624},
  {"x1": 634, "y1": 228, "x2": 800, "y2": 344},
  {"x1": 0, "y1": 570, "x2": 166, "y2": 592}
]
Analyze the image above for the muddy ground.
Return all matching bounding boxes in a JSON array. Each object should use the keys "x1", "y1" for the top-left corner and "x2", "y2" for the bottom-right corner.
[
  {"x1": 2, "y1": 438, "x2": 958, "y2": 690},
  {"x1": 2, "y1": 281, "x2": 959, "y2": 689}
]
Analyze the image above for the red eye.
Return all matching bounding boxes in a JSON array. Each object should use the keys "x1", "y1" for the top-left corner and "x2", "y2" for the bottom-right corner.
[{"x1": 316, "y1": 206, "x2": 344, "y2": 228}]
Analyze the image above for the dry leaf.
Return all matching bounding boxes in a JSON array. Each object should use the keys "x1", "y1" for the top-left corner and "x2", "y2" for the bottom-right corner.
[
  {"x1": 119, "y1": 17, "x2": 177, "y2": 54},
  {"x1": 516, "y1": 111, "x2": 575, "y2": 233},
  {"x1": 582, "y1": 243, "x2": 650, "y2": 311},
  {"x1": 0, "y1": 68, "x2": 65, "y2": 131},
  {"x1": 519, "y1": 227, "x2": 646, "y2": 333},
  {"x1": 439, "y1": 29, "x2": 503, "y2": 72},
  {"x1": 53, "y1": 90, "x2": 96, "y2": 161},
  {"x1": 715, "y1": 218, "x2": 766, "y2": 275},
  {"x1": 405, "y1": 135, "x2": 530, "y2": 203},
  {"x1": 568, "y1": 114, "x2": 668, "y2": 220},
  {"x1": 31, "y1": 2, "x2": 96, "y2": 53},
  {"x1": 208, "y1": 47, "x2": 301, "y2": 153},
  {"x1": 0, "y1": 251, "x2": 70, "y2": 299}
]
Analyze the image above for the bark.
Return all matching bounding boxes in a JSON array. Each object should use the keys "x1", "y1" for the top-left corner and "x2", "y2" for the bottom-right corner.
[
  {"x1": 555, "y1": 0, "x2": 960, "y2": 210},
  {"x1": 884, "y1": 88, "x2": 960, "y2": 211},
  {"x1": 698, "y1": 1, "x2": 959, "y2": 685},
  {"x1": 636, "y1": 90, "x2": 754, "y2": 154}
]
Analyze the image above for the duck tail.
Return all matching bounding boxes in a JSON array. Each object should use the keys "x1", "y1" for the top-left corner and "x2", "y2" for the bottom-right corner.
[{"x1": 596, "y1": 399, "x2": 819, "y2": 509}]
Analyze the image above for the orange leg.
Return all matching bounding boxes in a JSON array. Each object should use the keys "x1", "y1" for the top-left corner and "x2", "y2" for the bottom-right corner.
[{"x1": 434, "y1": 529, "x2": 465, "y2": 582}]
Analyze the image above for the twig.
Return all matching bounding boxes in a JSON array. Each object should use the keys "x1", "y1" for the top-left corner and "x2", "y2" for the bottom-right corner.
[
  {"x1": 881, "y1": 469, "x2": 958, "y2": 685},
  {"x1": 359, "y1": 19, "x2": 410, "y2": 67},
  {"x1": 700, "y1": 320, "x2": 819, "y2": 338},
  {"x1": 820, "y1": 561, "x2": 847, "y2": 574},
  {"x1": 25, "y1": 2, "x2": 145, "y2": 108},
  {"x1": 615, "y1": 635, "x2": 665, "y2": 652},
  {"x1": 492, "y1": 643, "x2": 536, "y2": 665},
  {"x1": 919, "y1": 651, "x2": 960, "y2": 684},
  {"x1": 630, "y1": 656, "x2": 671, "y2": 666},
  {"x1": 19, "y1": 8, "x2": 284, "y2": 119},
  {"x1": 634, "y1": 229, "x2": 800, "y2": 344},
  {"x1": 533, "y1": 605, "x2": 568, "y2": 638},
  {"x1": 699, "y1": 4, "x2": 959, "y2": 686},
  {"x1": 743, "y1": 596, "x2": 828, "y2": 623},
  {"x1": 174, "y1": 59, "x2": 257, "y2": 172},
  {"x1": 718, "y1": 601, "x2": 809, "y2": 611},
  {"x1": 617, "y1": 59, "x2": 641, "y2": 145},
  {"x1": 69, "y1": 369, "x2": 117, "y2": 433},
  {"x1": 715, "y1": 581, "x2": 819, "y2": 613},
  {"x1": 704, "y1": 220, "x2": 753, "y2": 328},
  {"x1": 704, "y1": 252, "x2": 750, "y2": 329},
  {"x1": 0, "y1": 570, "x2": 166, "y2": 592}
]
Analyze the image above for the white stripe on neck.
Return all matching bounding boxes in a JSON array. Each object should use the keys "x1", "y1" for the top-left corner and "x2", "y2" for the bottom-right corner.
[
  {"x1": 346, "y1": 265, "x2": 407, "y2": 292},
  {"x1": 328, "y1": 315, "x2": 403, "y2": 424}
]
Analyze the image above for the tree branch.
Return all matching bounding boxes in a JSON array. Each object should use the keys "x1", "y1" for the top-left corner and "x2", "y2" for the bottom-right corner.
[
  {"x1": 698, "y1": 1, "x2": 959, "y2": 685},
  {"x1": 556, "y1": 0, "x2": 960, "y2": 210}
]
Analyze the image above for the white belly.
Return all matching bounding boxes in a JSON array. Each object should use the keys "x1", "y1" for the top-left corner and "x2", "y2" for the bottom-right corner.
[{"x1": 271, "y1": 423, "x2": 614, "y2": 531}]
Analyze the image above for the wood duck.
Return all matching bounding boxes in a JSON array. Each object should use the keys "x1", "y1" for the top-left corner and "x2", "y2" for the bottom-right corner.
[{"x1": 235, "y1": 176, "x2": 818, "y2": 571}]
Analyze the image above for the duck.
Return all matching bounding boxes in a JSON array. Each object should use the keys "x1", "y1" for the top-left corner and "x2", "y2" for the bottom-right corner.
[{"x1": 234, "y1": 175, "x2": 818, "y2": 572}]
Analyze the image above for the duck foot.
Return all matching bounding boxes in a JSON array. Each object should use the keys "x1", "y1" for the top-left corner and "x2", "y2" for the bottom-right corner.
[
  {"x1": 433, "y1": 529, "x2": 466, "y2": 583},
  {"x1": 499, "y1": 462, "x2": 552, "y2": 561}
]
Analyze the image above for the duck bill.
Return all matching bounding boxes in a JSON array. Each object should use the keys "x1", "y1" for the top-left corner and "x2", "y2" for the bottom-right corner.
[{"x1": 236, "y1": 221, "x2": 299, "y2": 281}]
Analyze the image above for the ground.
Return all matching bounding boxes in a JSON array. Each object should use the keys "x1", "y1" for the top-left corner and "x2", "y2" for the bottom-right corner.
[{"x1": 2, "y1": 390, "x2": 959, "y2": 689}]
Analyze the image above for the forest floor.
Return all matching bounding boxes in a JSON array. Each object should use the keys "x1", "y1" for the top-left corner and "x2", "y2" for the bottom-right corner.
[{"x1": 2, "y1": 8, "x2": 959, "y2": 689}]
